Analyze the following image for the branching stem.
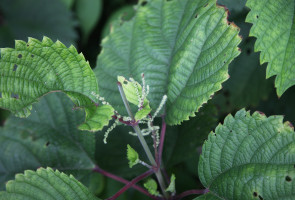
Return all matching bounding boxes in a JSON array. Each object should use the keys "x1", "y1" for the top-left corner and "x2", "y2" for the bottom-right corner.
[
  {"x1": 107, "y1": 169, "x2": 154, "y2": 200},
  {"x1": 93, "y1": 165, "x2": 157, "y2": 199},
  {"x1": 118, "y1": 82, "x2": 169, "y2": 199}
]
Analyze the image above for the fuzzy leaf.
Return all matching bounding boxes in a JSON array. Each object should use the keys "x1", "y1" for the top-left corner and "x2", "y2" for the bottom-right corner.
[
  {"x1": 198, "y1": 109, "x2": 295, "y2": 199},
  {"x1": 127, "y1": 144, "x2": 139, "y2": 168},
  {"x1": 95, "y1": 0, "x2": 241, "y2": 125},
  {"x1": 246, "y1": 0, "x2": 295, "y2": 96},
  {"x1": 0, "y1": 37, "x2": 113, "y2": 131},
  {"x1": 0, "y1": 167, "x2": 100, "y2": 200},
  {"x1": 0, "y1": 93, "x2": 96, "y2": 190},
  {"x1": 144, "y1": 179, "x2": 159, "y2": 196}
]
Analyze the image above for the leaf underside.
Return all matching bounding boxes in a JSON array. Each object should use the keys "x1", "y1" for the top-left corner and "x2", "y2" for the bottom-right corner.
[
  {"x1": 198, "y1": 109, "x2": 295, "y2": 200},
  {"x1": 246, "y1": 0, "x2": 295, "y2": 96},
  {"x1": 95, "y1": 0, "x2": 241, "y2": 125},
  {"x1": 0, "y1": 37, "x2": 113, "y2": 131},
  {"x1": 0, "y1": 168, "x2": 100, "y2": 200}
]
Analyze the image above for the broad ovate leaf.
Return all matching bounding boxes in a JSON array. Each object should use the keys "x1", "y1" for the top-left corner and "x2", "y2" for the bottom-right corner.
[
  {"x1": 198, "y1": 109, "x2": 295, "y2": 199},
  {"x1": 0, "y1": 167, "x2": 100, "y2": 200},
  {"x1": 0, "y1": 93, "x2": 96, "y2": 190},
  {"x1": 0, "y1": 37, "x2": 113, "y2": 131},
  {"x1": 246, "y1": 0, "x2": 295, "y2": 96},
  {"x1": 95, "y1": 0, "x2": 241, "y2": 125}
]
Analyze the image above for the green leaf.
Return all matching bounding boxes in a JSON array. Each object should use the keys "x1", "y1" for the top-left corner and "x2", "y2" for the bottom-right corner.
[
  {"x1": 245, "y1": 0, "x2": 295, "y2": 96},
  {"x1": 127, "y1": 144, "x2": 140, "y2": 168},
  {"x1": 0, "y1": 0, "x2": 77, "y2": 47},
  {"x1": 0, "y1": 93, "x2": 96, "y2": 190},
  {"x1": 95, "y1": 0, "x2": 241, "y2": 125},
  {"x1": 0, "y1": 167, "x2": 100, "y2": 200},
  {"x1": 198, "y1": 109, "x2": 295, "y2": 199},
  {"x1": 165, "y1": 174, "x2": 176, "y2": 193},
  {"x1": 76, "y1": 0, "x2": 102, "y2": 42},
  {"x1": 101, "y1": 5, "x2": 135, "y2": 39},
  {"x1": 144, "y1": 179, "x2": 159, "y2": 196},
  {"x1": 194, "y1": 192, "x2": 223, "y2": 200},
  {"x1": 118, "y1": 76, "x2": 151, "y2": 120},
  {"x1": 0, "y1": 37, "x2": 113, "y2": 131}
]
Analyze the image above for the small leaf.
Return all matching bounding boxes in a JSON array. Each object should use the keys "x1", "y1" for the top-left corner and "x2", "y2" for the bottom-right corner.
[
  {"x1": 118, "y1": 76, "x2": 151, "y2": 120},
  {"x1": 165, "y1": 174, "x2": 176, "y2": 193},
  {"x1": 95, "y1": 0, "x2": 241, "y2": 125},
  {"x1": 0, "y1": 167, "x2": 100, "y2": 200},
  {"x1": 144, "y1": 179, "x2": 159, "y2": 196},
  {"x1": 0, "y1": 37, "x2": 113, "y2": 131},
  {"x1": 127, "y1": 144, "x2": 140, "y2": 168},
  {"x1": 246, "y1": 0, "x2": 295, "y2": 96},
  {"x1": 198, "y1": 109, "x2": 295, "y2": 199}
]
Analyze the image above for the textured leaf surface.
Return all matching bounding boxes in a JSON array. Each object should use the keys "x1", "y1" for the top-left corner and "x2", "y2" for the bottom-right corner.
[
  {"x1": 0, "y1": 167, "x2": 100, "y2": 200},
  {"x1": 0, "y1": 37, "x2": 113, "y2": 131},
  {"x1": 0, "y1": 93, "x2": 96, "y2": 190},
  {"x1": 199, "y1": 109, "x2": 295, "y2": 200},
  {"x1": 246, "y1": 0, "x2": 295, "y2": 96},
  {"x1": 194, "y1": 192, "x2": 222, "y2": 200},
  {"x1": 95, "y1": 0, "x2": 241, "y2": 125},
  {"x1": 0, "y1": 0, "x2": 77, "y2": 47}
]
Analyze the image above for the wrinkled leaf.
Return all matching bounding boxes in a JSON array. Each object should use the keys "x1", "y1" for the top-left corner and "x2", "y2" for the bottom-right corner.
[
  {"x1": 0, "y1": 37, "x2": 113, "y2": 131},
  {"x1": 246, "y1": 0, "x2": 295, "y2": 96},
  {"x1": 95, "y1": 0, "x2": 241, "y2": 125},
  {"x1": 199, "y1": 109, "x2": 295, "y2": 199},
  {"x1": 0, "y1": 167, "x2": 100, "y2": 200}
]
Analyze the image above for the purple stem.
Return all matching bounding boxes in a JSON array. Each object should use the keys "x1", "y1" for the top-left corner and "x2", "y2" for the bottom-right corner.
[
  {"x1": 107, "y1": 169, "x2": 154, "y2": 200},
  {"x1": 173, "y1": 189, "x2": 209, "y2": 200},
  {"x1": 93, "y1": 165, "x2": 156, "y2": 199},
  {"x1": 157, "y1": 115, "x2": 167, "y2": 166}
]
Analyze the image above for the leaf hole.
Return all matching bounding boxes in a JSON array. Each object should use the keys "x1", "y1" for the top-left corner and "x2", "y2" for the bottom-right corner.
[
  {"x1": 258, "y1": 195, "x2": 263, "y2": 200},
  {"x1": 253, "y1": 192, "x2": 258, "y2": 197},
  {"x1": 256, "y1": 15, "x2": 259, "y2": 19},
  {"x1": 123, "y1": 80, "x2": 128, "y2": 85},
  {"x1": 26, "y1": 44, "x2": 29, "y2": 47},
  {"x1": 195, "y1": 14, "x2": 198, "y2": 18},
  {"x1": 230, "y1": 130, "x2": 232, "y2": 133},
  {"x1": 228, "y1": 22, "x2": 230, "y2": 25},
  {"x1": 204, "y1": 3, "x2": 208, "y2": 7},
  {"x1": 18, "y1": 54, "x2": 22, "y2": 58},
  {"x1": 11, "y1": 93, "x2": 19, "y2": 99},
  {"x1": 31, "y1": 54, "x2": 34, "y2": 58},
  {"x1": 214, "y1": 133, "x2": 216, "y2": 136},
  {"x1": 45, "y1": 141, "x2": 50, "y2": 147},
  {"x1": 285, "y1": 176, "x2": 292, "y2": 182},
  {"x1": 13, "y1": 64, "x2": 18, "y2": 71},
  {"x1": 223, "y1": 61, "x2": 226, "y2": 64}
]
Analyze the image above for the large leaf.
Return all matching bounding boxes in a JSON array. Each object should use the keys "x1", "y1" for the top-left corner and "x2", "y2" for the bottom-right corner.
[
  {"x1": 0, "y1": 0, "x2": 77, "y2": 47},
  {"x1": 95, "y1": 0, "x2": 241, "y2": 125},
  {"x1": 198, "y1": 109, "x2": 295, "y2": 199},
  {"x1": 0, "y1": 167, "x2": 100, "y2": 200},
  {"x1": 0, "y1": 37, "x2": 113, "y2": 131},
  {"x1": 246, "y1": 0, "x2": 295, "y2": 96},
  {"x1": 0, "y1": 93, "x2": 96, "y2": 190}
]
